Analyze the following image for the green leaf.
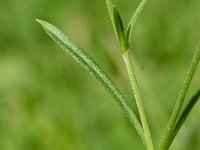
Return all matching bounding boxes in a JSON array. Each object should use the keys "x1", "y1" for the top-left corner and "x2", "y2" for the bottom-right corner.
[
  {"x1": 113, "y1": 8, "x2": 127, "y2": 53},
  {"x1": 106, "y1": 0, "x2": 127, "y2": 53},
  {"x1": 36, "y1": 19, "x2": 146, "y2": 145},
  {"x1": 126, "y1": 0, "x2": 147, "y2": 48},
  {"x1": 159, "y1": 42, "x2": 200, "y2": 150},
  {"x1": 166, "y1": 89, "x2": 200, "y2": 149}
]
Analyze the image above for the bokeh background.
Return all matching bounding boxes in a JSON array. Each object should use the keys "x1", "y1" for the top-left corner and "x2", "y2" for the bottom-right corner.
[{"x1": 0, "y1": 0, "x2": 200, "y2": 149}]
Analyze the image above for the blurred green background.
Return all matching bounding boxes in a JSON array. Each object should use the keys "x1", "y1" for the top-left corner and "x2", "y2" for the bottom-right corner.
[{"x1": 0, "y1": 0, "x2": 200, "y2": 149}]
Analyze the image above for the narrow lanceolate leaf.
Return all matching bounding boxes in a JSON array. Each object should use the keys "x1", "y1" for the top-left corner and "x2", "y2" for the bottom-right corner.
[
  {"x1": 113, "y1": 8, "x2": 127, "y2": 53},
  {"x1": 36, "y1": 19, "x2": 146, "y2": 146},
  {"x1": 166, "y1": 89, "x2": 200, "y2": 149},
  {"x1": 126, "y1": 0, "x2": 147, "y2": 48},
  {"x1": 106, "y1": 0, "x2": 127, "y2": 53},
  {"x1": 159, "y1": 43, "x2": 200, "y2": 150}
]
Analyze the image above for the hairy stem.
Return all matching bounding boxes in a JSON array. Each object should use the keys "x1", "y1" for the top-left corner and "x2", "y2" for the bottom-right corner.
[
  {"x1": 159, "y1": 43, "x2": 200, "y2": 150},
  {"x1": 165, "y1": 89, "x2": 200, "y2": 149},
  {"x1": 122, "y1": 51, "x2": 154, "y2": 150}
]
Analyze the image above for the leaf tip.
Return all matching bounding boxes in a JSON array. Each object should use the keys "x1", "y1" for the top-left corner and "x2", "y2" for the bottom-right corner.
[
  {"x1": 36, "y1": 19, "x2": 42, "y2": 23},
  {"x1": 36, "y1": 19, "x2": 46, "y2": 26}
]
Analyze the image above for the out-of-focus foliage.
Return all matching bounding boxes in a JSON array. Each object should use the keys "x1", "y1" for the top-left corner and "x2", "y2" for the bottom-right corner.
[{"x1": 0, "y1": 0, "x2": 200, "y2": 150}]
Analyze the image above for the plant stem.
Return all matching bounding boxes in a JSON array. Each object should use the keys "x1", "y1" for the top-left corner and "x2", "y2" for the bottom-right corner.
[
  {"x1": 165, "y1": 89, "x2": 200, "y2": 149},
  {"x1": 159, "y1": 43, "x2": 200, "y2": 150},
  {"x1": 122, "y1": 51, "x2": 154, "y2": 150}
]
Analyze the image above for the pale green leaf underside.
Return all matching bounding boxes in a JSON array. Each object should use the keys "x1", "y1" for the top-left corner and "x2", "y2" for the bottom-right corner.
[
  {"x1": 36, "y1": 19, "x2": 146, "y2": 144},
  {"x1": 166, "y1": 89, "x2": 200, "y2": 149},
  {"x1": 106, "y1": 0, "x2": 117, "y2": 37}
]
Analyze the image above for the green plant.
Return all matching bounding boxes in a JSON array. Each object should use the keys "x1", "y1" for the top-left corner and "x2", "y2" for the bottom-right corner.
[{"x1": 36, "y1": 0, "x2": 200, "y2": 149}]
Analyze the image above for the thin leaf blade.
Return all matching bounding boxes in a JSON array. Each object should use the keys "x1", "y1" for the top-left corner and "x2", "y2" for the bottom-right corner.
[
  {"x1": 36, "y1": 19, "x2": 146, "y2": 145},
  {"x1": 113, "y1": 7, "x2": 127, "y2": 53},
  {"x1": 106, "y1": 0, "x2": 127, "y2": 53},
  {"x1": 126, "y1": 0, "x2": 147, "y2": 48},
  {"x1": 106, "y1": 0, "x2": 115, "y2": 30},
  {"x1": 166, "y1": 89, "x2": 200, "y2": 149},
  {"x1": 159, "y1": 43, "x2": 200, "y2": 150}
]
